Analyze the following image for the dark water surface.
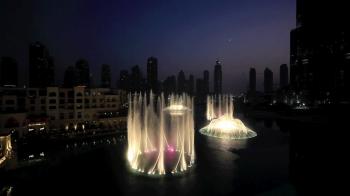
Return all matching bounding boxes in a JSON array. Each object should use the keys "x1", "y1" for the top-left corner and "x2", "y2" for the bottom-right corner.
[{"x1": 2, "y1": 115, "x2": 293, "y2": 196}]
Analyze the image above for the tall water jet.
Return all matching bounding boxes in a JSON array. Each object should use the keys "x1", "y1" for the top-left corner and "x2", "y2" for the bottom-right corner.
[
  {"x1": 200, "y1": 95, "x2": 257, "y2": 139},
  {"x1": 0, "y1": 134, "x2": 12, "y2": 166},
  {"x1": 127, "y1": 92, "x2": 195, "y2": 176}
]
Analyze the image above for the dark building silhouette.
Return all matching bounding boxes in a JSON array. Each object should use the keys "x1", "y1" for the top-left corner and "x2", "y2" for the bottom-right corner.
[
  {"x1": 196, "y1": 78, "x2": 205, "y2": 96},
  {"x1": 75, "y1": 59, "x2": 90, "y2": 87},
  {"x1": 119, "y1": 70, "x2": 129, "y2": 90},
  {"x1": 214, "y1": 60, "x2": 222, "y2": 94},
  {"x1": 249, "y1": 68, "x2": 256, "y2": 92},
  {"x1": 0, "y1": 57, "x2": 18, "y2": 86},
  {"x1": 162, "y1": 75, "x2": 176, "y2": 95},
  {"x1": 279, "y1": 64, "x2": 289, "y2": 88},
  {"x1": 29, "y1": 42, "x2": 55, "y2": 87},
  {"x1": 290, "y1": 0, "x2": 350, "y2": 101},
  {"x1": 130, "y1": 65, "x2": 144, "y2": 92},
  {"x1": 63, "y1": 66, "x2": 78, "y2": 87},
  {"x1": 101, "y1": 64, "x2": 111, "y2": 88},
  {"x1": 177, "y1": 70, "x2": 186, "y2": 93},
  {"x1": 295, "y1": 0, "x2": 348, "y2": 28},
  {"x1": 188, "y1": 74, "x2": 195, "y2": 95},
  {"x1": 89, "y1": 73, "x2": 95, "y2": 88},
  {"x1": 203, "y1": 70, "x2": 209, "y2": 94},
  {"x1": 147, "y1": 57, "x2": 158, "y2": 93},
  {"x1": 264, "y1": 68, "x2": 273, "y2": 93}
]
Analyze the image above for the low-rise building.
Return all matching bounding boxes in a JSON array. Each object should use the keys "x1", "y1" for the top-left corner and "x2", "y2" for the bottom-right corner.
[{"x1": 0, "y1": 86, "x2": 127, "y2": 137}]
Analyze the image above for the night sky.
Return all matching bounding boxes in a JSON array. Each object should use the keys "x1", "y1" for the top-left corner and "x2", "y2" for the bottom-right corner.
[{"x1": 0, "y1": 0, "x2": 295, "y2": 93}]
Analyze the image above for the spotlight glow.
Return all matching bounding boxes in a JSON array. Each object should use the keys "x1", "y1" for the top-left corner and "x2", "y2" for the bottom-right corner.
[
  {"x1": 200, "y1": 95, "x2": 257, "y2": 140},
  {"x1": 127, "y1": 92, "x2": 195, "y2": 176},
  {"x1": 0, "y1": 134, "x2": 12, "y2": 166},
  {"x1": 163, "y1": 95, "x2": 191, "y2": 116}
]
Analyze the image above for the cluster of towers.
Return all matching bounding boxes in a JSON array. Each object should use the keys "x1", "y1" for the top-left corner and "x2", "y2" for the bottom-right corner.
[
  {"x1": 119, "y1": 57, "x2": 223, "y2": 95},
  {"x1": 248, "y1": 64, "x2": 289, "y2": 94},
  {"x1": 1, "y1": 45, "x2": 224, "y2": 97},
  {"x1": 0, "y1": 41, "x2": 113, "y2": 89}
]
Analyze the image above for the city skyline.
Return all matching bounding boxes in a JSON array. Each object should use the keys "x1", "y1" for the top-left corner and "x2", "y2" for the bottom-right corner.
[
  {"x1": 0, "y1": 0, "x2": 295, "y2": 93},
  {"x1": 1, "y1": 1, "x2": 348, "y2": 195},
  {"x1": 0, "y1": 42, "x2": 287, "y2": 94}
]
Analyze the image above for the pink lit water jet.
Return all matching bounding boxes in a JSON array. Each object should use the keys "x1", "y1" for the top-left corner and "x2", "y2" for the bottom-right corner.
[{"x1": 127, "y1": 92, "x2": 195, "y2": 176}]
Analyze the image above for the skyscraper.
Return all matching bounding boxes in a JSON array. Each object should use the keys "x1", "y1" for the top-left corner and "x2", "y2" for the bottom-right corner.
[
  {"x1": 75, "y1": 59, "x2": 90, "y2": 87},
  {"x1": 203, "y1": 70, "x2": 209, "y2": 94},
  {"x1": 196, "y1": 78, "x2": 204, "y2": 96},
  {"x1": 249, "y1": 68, "x2": 256, "y2": 92},
  {"x1": 119, "y1": 70, "x2": 129, "y2": 90},
  {"x1": 214, "y1": 60, "x2": 222, "y2": 94},
  {"x1": 147, "y1": 57, "x2": 158, "y2": 93},
  {"x1": 29, "y1": 41, "x2": 55, "y2": 87},
  {"x1": 188, "y1": 74, "x2": 195, "y2": 95},
  {"x1": 89, "y1": 73, "x2": 95, "y2": 88},
  {"x1": 63, "y1": 66, "x2": 78, "y2": 87},
  {"x1": 0, "y1": 57, "x2": 18, "y2": 87},
  {"x1": 162, "y1": 75, "x2": 176, "y2": 95},
  {"x1": 279, "y1": 64, "x2": 289, "y2": 88},
  {"x1": 130, "y1": 65, "x2": 144, "y2": 92},
  {"x1": 296, "y1": 0, "x2": 348, "y2": 28},
  {"x1": 264, "y1": 68, "x2": 273, "y2": 93},
  {"x1": 291, "y1": 0, "x2": 350, "y2": 101},
  {"x1": 101, "y1": 64, "x2": 111, "y2": 88},
  {"x1": 177, "y1": 70, "x2": 186, "y2": 93}
]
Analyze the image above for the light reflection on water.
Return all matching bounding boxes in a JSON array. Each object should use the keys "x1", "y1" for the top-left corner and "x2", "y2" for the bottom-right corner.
[
  {"x1": 118, "y1": 115, "x2": 289, "y2": 196},
  {"x1": 3, "y1": 115, "x2": 290, "y2": 196}
]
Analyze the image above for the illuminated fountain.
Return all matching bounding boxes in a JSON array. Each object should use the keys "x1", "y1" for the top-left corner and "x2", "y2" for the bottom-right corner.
[
  {"x1": 127, "y1": 92, "x2": 195, "y2": 176},
  {"x1": 0, "y1": 134, "x2": 12, "y2": 166},
  {"x1": 200, "y1": 95, "x2": 257, "y2": 139}
]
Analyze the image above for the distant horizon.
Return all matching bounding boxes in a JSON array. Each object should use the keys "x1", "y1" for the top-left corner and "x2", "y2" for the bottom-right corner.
[{"x1": 0, "y1": 0, "x2": 295, "y2": 93}]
